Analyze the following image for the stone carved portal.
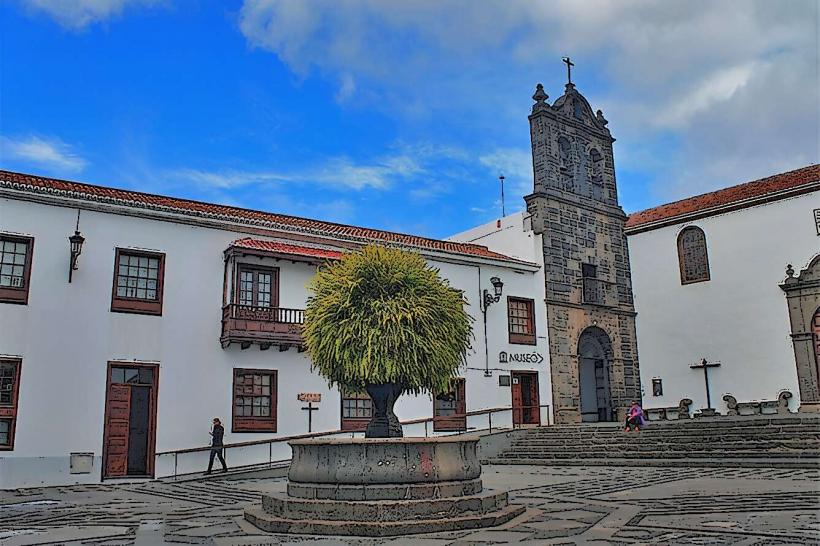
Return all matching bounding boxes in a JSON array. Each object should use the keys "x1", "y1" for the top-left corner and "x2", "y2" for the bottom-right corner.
[
  {"x1": 578, "y1": 326, "x2": 614, "y2": 422},
  {"x1": 781, "y1": 255, "x2": 820, "y2": 412}
]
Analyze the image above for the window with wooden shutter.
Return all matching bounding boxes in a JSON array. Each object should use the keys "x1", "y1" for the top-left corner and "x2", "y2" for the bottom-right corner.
[
  {"x1": 232, "y1": 369, "x2": 277, "y2": 432},
  {"x1": 677, "y1": 226, "x2": 710, "y2": 284},
  {"x1": 340, "y1": 389, "x2": 373, "y2": 431},
  {"x1": 433, "y1": 378, "x2": 466, "y2": 432},
  {"x1": 507, "y1": 297, "x2": 536, "y2": 345},
  {"x1": 0, "y1": 235, "x2": 34, "y2": 305},
  {"x1": 111, "y1": 249, "x2": 165, "y2": 315}
]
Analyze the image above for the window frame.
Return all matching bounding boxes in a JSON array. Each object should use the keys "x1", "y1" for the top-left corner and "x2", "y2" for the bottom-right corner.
[
  {"x1": 0, "y1": 358, "x2": 22, "y2": 450},
  {"x1": 507, "y1": 296, "x2": 537, "y2": 345},
  {"x1": 110, "y1": 248, "x2": 166, "y2": 316},
  {"x1": 234, "y1": 264, "x2": 279, "y2": 308},
  {"x1": 433, "y1": 378, "x2": 466, "y2": 432},
  {"x1": 677, "y1": 226, "x2": 711, "y2": 285},
  {"x1": 340, "y1": 389, "x2": 373, "y2": 432},
  {"x1": 232, "y1": 368, "x2": 277, "y2": 433},
  {"x1": 0, "y1": 235, "x2": 34, "y2": 305}
]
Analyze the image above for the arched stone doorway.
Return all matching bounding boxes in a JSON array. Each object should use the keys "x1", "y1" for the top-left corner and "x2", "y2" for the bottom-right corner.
[
  {"x1": 781, "y1": 255, "x2": 820, "y2": 412},
  {"x1": 578, "y1": 326, "x2": 614, "y2": 422}
]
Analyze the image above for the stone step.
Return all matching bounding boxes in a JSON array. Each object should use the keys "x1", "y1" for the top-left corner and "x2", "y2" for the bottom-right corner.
[
  {"x1": 244, "y1": 502, "x2": 527, "y2": 537},
  {"x1": 527, "y1": 421, "x2": 820, "y2": 433},
  {"x1": 481, "y1": 457, "x2": 820, "y2": 469},
  {"x1": 502, "y1": 449, "x2": 820, "y2": 461},
  {"x1": 508, "y1": 440, "x2": 820, "y2": 449},
  {"x1": 524, "y1": 426, "x2": 820, "y2": 436},
  {"x1": 261, "y1": 490, "x2": 510, "y2": 522},
  {"x1": 546, "y1": 416, "x2": 820, "y2": 426},
  {"x1": 287, "y1": 477, "x2": 484, "y2": 501},
  {"x1": 510, "y1": 433, "x2": 820, "y2": 449}
]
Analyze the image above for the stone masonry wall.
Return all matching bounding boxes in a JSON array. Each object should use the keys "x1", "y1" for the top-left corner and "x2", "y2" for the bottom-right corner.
[{"x1": 525, "y1": 84, "x2": 641, "y2": 424}]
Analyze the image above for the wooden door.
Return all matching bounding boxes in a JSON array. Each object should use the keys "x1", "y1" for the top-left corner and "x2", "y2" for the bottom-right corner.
[
  {"x1": 433, "y1": 378, "x2": 466, "y2": 431},
  {"x1": 102, "y1": 364, "x2": 158, "y2": 479},
  {"x1": 512, "y1": 371, "x2": 540, "y2": 426},
  {"x1": 103, "y1": 384, "x2": 131, "y2": 477}
]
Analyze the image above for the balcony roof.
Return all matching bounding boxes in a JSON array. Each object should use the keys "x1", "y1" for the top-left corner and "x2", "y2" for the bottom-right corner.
[{"x1": 228, "y1": 238, "x2": 345, "y2": 263}]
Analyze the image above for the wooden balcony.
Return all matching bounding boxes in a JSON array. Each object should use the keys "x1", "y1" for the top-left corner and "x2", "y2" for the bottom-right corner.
[{"x1": 220, "y1": 304, "x2": 305, "y2": 349}]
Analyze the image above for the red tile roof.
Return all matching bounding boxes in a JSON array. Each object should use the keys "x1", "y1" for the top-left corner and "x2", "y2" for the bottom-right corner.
[
  {"x1": 626, "y1": 164, "x2": 820, "y2": 232},
  {"x1": 231, "y1": 238, "x2": 345, "y2": 261},
  {"x1": 0, "y1": 169, "x2": 531, "y2": 264}
]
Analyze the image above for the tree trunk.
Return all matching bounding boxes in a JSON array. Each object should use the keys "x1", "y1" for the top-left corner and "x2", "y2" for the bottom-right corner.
[{"x1": 365, "y1": 383, "x2": 404, "y2": 438}]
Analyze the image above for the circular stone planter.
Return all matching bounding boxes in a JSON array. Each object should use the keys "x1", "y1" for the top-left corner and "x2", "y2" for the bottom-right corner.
[
  {"x1": 244, "y1": 436, "x2": 525, "y2": 537},
  {"x1": 288, "y1": 436, "x2": 481, "y2": 485}
]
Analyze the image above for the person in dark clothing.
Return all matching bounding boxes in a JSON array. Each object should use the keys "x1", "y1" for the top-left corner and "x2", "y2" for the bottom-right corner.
[{"x1": 206, "y1": 418, "x2": 228, "y2": 474}]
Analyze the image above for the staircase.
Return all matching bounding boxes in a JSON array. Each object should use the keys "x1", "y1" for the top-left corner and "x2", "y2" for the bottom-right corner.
[{"x1": 482, "y1": 415, "x2": 820, "y2": 468}]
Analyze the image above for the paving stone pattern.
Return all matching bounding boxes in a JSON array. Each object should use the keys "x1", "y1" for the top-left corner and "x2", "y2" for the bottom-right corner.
[{"x1": 1, "y1": 464, "x2": 818, "y2": 545}]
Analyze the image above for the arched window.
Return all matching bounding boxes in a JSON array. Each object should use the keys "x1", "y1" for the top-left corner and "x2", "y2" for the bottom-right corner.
[
  {"x1": 558, "y1": 136, "x2": 572, "y2": 170},
  {"x1": 677, "y1": 226, "x2": 710, "y2": 284}
]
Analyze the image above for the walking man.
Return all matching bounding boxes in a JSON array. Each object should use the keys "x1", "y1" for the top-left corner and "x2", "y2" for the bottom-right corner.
[{"x1": 206, "y1": 417, "x2": 228, "y2": 474}]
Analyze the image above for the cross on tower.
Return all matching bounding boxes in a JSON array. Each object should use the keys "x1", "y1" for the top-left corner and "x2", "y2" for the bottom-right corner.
[{"x1": 562, "y1": 56, "x2": 575, "y2": 84}]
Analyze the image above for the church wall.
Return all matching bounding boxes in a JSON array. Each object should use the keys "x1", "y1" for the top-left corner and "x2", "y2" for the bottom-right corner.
[
  {"x1": 0, "y1": 195, "x2": 549, "y2": 488},
  {"x1": 628, "y1": 190, "x2": 819, "y2": 414}
]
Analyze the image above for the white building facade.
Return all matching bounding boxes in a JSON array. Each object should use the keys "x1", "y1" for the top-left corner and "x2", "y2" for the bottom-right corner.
[
  {"x1": 626, "y1": 165, "x2": 820, "y2": 415},
  {"x1": 0, "y1": 170, "x2": 552, "y2": 489}
]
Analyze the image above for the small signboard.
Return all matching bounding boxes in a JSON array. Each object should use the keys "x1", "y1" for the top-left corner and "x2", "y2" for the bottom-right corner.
[
  {"x1": 297, "y1": 393, "x2": 321, "y2": 403},
  {"x1": 814, "y1": 208, "x2": 820, "y2": 235}
]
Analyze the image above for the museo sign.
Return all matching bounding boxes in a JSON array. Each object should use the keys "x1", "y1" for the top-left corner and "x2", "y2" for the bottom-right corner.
[{"x1": 499, "y1": 351, "x2": 544, "y2": 364}]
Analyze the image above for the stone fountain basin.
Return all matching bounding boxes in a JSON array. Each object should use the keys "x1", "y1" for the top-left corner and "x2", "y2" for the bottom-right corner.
[{"x1": 287, "y1": 436, "x2": 481, "y2": 485}]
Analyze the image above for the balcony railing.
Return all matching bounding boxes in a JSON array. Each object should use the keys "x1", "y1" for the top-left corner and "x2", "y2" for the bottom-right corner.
[{"x1": 220, "y1": 304, "x2": 305, "y2": 349}]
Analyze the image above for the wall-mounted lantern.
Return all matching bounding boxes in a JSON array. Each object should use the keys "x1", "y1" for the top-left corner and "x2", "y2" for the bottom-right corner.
[
  {"x1": 483, "y1": 276, "x2": 504, "y2": 309},
  {"x1": 482, "y1": 276, "x2": 504, "y2": 377},
  {"x1": 68, "y1": 210, "x2": 85, "y2": 283}
]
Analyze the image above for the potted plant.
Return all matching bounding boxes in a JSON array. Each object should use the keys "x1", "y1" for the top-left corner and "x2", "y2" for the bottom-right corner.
[{"x1": 303, "y1": 245, "x2": 473, "y2": 437}]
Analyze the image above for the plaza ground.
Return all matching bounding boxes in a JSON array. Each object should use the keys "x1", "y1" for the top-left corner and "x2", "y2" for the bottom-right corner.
[{"x1": 1, "y1": 464, "x2": 818, "y2": 545}]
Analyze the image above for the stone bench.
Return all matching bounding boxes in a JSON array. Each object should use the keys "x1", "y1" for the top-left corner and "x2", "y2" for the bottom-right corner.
[
  {"x1": 645, "y1": 399, "x2": 693, "y2": 421},
  {"x1": 723, "y1": 391, "x2": 793, "y2": 416}
]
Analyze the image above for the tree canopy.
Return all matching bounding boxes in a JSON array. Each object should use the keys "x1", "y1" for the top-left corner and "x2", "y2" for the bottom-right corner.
[{"x1": 303, "y1": 245, "x2": 473, "y2": 395}]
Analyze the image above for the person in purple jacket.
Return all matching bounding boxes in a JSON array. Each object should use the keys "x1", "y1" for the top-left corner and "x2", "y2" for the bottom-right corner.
[{"x1": 624, "y1": 401, "x2": 645, "y2": 432}]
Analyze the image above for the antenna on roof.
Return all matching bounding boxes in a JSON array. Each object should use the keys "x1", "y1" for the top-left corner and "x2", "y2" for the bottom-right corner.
[{"x1": 499, "y1": 175, "x2": 506, "y2": 218}]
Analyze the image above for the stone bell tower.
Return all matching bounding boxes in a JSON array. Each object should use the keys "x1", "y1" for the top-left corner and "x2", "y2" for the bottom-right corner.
[{"x1": 525, "y1": 65, "x2": 641, "y2": 424}]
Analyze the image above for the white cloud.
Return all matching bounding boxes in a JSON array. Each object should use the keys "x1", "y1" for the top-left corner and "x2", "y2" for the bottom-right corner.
[
  {"x1": 167, "y1": 150, "x2": 427, "y2": 192},
  {"x1": 478, "y1": 148, "x2": 533, "y2": 198},
  {"x1": 0, "y1": 135, "x2": 88, "y2": 172},
  {"x1": 238, "y1": 0, "x2": 818, "y2": 208},
  {"x1": 166, "y1": 168, "x2": 292, "y2": 190},
  {"x1": 22, "y1": 0, "x2": 161, "y2": 29}
]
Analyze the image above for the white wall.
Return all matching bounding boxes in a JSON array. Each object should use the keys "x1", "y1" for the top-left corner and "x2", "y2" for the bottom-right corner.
[
  {"x1": 628, "y1": 191, "x2": 819, "y2": 414},
  {"x1": 0, "y1": 197, "x2": 550, "y2": 488},
  {"x1": 448, "y1": 212, "x2": 540, "y2": 264}
]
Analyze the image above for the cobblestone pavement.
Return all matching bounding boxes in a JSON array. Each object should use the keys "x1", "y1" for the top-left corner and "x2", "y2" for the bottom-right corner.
[{"x1": 1, "y1": 465, "x2": 818, "y2": 545}]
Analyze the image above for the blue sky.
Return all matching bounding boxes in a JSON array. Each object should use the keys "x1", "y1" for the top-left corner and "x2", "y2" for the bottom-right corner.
[{"x1": 1, "y1": 1, "x2": 817, "y2": 238}]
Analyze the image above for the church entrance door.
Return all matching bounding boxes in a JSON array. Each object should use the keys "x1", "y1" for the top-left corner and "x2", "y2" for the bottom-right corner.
[{"x1": 578, "y1": 327, "x2": 614, "y2": 422}]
